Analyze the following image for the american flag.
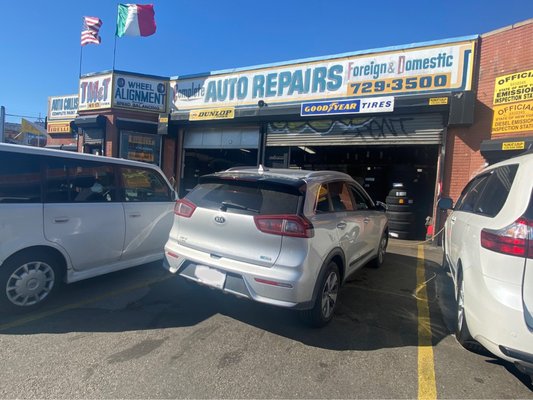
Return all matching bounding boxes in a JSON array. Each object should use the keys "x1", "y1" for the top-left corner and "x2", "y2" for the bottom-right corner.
[{"x1": 81, "y1": 16, "x2": 102, "y2": 46}]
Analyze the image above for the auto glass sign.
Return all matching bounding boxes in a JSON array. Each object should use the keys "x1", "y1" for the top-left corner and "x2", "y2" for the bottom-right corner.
[
  {"x1": 48, "y1": 95, "x2": 78, "y2": 120},
  {"x1": 79, "y1": 74, "x2": 112, "y2": 111},
  {"x1": 171, "y1": 40, "x2": 475, "y2": 111},
  {"x1": 113, "y1": 74, "x2": 167, "y2": 113}
]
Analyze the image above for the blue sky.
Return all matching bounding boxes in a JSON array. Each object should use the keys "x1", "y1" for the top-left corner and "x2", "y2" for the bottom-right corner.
[{"x1": 0, "y1": 0, "x2": 531, "y2": 123}]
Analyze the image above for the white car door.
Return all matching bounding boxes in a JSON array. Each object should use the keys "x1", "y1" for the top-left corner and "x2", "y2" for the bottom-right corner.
[
  {"x1": 313, "y1": 182, "x2": 364, "y2": 274},
  {"x1": 349, "y1": 184, "x2": 382, "y2": 263},
  {"x1": 447, "y1": 174, "x2": 491, "y2": 275},
  {"x1": 43, "y1": 158, "x2": 125, "y2": 271},
  {"x1": 120, "y1": 166, "x2": 175, "y2": 262}
]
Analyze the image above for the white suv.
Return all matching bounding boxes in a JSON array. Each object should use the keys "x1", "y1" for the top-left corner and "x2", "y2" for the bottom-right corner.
[
  {"x1": 0, "y1": 143, "x2": 175, "y2": 311},
  {"x1": 439, "y1": 152, "x2": 533, "y2": 378},
  {"x1": 164, "y1": 167, "x2": 388, "y2": 327}
]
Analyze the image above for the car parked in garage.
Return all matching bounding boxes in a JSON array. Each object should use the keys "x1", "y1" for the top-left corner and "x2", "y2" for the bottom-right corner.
[
  {"x1": 164, "y1": 166, "x2": 388, "y2": 327},
  {"x1": 0, "y1": 143, "x2": 176, "y2": 311},
  {"x1": 439, "y1": 152, "x2": 533, "y2": 379}
]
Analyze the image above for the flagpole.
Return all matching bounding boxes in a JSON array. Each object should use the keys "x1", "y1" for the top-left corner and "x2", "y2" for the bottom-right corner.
[
  {"x1": 112, "y1": 5, "x2": 118, "y2": 70},
  {"x1": 79, "y1": 17, "x2": 84, "y2": 78},
  {"x1": 79, "y1": 44, "x2": 84, "y2": 78},
  {"x1": 112, "y1": 34, "x2": 118, "y2": 71}
]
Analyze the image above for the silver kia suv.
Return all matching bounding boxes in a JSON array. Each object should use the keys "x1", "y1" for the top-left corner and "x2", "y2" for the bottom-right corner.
[{"x1": 164, "y1": 167, "x2": 388, "y2": 326}]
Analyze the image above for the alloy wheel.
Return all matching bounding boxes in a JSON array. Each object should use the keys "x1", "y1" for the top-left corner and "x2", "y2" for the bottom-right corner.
[
  {"x1": 457, "y1": 277, "x2": 465, "y2": 332},
  {"x1": 321, "y1": 271, "x2": 339, "y2": 319}
]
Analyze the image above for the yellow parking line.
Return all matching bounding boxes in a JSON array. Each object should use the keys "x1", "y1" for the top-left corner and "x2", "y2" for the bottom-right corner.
[
  {"x1": 0, "y1": 275, "x2": 172, "y2": 332},
  {"x1": 417, "y1": 245, "x2": 437, "y2": 400}
]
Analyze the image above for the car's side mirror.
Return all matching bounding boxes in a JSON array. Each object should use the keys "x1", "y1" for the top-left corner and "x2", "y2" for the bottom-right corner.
[
  {"x1": 375, "y1": 201, "x2": 387, "y2": 212},
  {"x1": 438, "y1": 197, "x2": 453, "y2": 210}
]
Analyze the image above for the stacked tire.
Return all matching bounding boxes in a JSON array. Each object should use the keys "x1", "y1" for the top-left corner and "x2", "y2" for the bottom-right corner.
[{"x1": 385, "y1": 186, "x2": 416, "y2": 240}]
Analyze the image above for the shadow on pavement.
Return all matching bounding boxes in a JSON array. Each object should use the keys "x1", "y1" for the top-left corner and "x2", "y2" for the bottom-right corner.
[{"x1": 0, "y1": 249, "x2": 454, "y2": 353}]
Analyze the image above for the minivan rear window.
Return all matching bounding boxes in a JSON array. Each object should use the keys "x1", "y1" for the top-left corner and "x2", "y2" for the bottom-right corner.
[
  {"x1": 474, "y1": 164, "x2": 518, "y2": 217},
  {"x1": 186, "y1": 180, "x2": 303, "y2": 215}
]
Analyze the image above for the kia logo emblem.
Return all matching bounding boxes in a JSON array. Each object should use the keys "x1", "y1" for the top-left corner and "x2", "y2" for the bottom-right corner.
[{"x1": 214, "y1": 216, "x2": 226, "y2": 224}]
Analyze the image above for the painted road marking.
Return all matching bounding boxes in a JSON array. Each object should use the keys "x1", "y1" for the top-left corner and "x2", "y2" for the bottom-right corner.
[
  {"x1": 417, "y1": 245, "x2": 437, "y2": 400},
  {"x1": 0, "y1": 275, "x2": 172, "y2": 332}
]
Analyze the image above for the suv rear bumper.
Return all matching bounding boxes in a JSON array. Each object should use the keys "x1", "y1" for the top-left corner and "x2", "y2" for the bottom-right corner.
[{"x1": 164, "y1": 240, "x2": 318, "y2": 309}]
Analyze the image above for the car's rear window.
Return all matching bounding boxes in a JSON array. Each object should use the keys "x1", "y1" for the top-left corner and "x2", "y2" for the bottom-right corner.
[{"x1": 186, "y1": 180, "x2": 303, "y2": 215}]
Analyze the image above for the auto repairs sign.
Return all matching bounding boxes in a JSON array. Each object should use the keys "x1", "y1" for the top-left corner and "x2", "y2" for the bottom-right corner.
[
  {"x1": 48, "y1": 94, "x2": 78, "y2": 120},
  {"x1": 79, "y1": 73, "x2": 112, "y2": 111},
  {"x1": 113, "y1": 74, "x2": 167, "y2": 113},
  {"x1": 492, "y1": 69, "x2": 533, "y2": 134},
  {"x1": 170, "y1": 39, "x2": 475, "y2": 111}
]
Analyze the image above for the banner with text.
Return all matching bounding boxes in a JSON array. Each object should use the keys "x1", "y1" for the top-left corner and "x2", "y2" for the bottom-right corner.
[
  {"x1": 492, "y1": 69, "x2": 533, "y2": 134},
  {"x1": 113, "y1": 74, "x2": 167, "y2": 113},
  {"x1": 171, "y1": 40, "x2": 475, "y2": 111},
  {"x1": 48, "y1": 95, "x2": 78, "y2": 120},
  {"x1": 79, "y1": 74, "x2": 113, "y2": 111}
]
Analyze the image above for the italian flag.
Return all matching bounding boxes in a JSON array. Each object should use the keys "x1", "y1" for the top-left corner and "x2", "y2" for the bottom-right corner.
[{"x1": 116, "y1": 4, "x2": 156, "y2": 37}]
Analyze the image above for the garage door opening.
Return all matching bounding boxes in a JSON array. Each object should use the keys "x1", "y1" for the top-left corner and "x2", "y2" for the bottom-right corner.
[{"x1": 265, "y1": 144, "x2": 439, "y2": 239}]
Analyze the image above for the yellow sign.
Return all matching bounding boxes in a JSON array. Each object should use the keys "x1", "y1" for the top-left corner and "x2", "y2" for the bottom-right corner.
[
  {"x1": 47, "y1": 121, "x2": 71, "y2": 134},
  {"x1": 21, "y1": 118, "x2": 47, "y2": 136},
  {"x1": 429, "y1": 97, "x2": 449, "y2": 105},
  {"x1": 492, "y1": 100, "x2": 533, "y2": 134},
  {"x1": 493, "y1": 69, "x2": 533, "y2": 105},
  {"x1": 502, "y1": 141, "x2": 525, "y2": 150},
  {"x1": 189, "y1": 107, "x2": 235, "y2": 121}
]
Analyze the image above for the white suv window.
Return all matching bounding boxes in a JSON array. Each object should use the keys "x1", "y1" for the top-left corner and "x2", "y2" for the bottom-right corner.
[{"x1": 455, "y1": 164, "x2": 518, "y2": 217}]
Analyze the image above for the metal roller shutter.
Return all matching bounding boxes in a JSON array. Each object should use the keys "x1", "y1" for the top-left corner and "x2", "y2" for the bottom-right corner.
[
  {"x1": 266, "y1": 113, "x2": 444, "y2": 146},
  {"x1": 184, "y1": 126, "x2": 260, "y2": 149}
]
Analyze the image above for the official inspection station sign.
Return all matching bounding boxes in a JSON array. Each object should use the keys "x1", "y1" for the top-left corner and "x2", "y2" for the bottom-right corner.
[{"x1": 492, "y1": 69, "x2": 533, "y2": 134}]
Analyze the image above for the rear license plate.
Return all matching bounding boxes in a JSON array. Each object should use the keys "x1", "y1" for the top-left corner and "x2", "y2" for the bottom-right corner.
[{"x1": 194, "y1": 265, "x2": 226, "y2": 289}]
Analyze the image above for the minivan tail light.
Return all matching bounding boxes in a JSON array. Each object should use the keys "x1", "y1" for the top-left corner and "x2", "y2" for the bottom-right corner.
[
  {"x1": 174, "y1": 199, "x2": 196, "y2": 218},
  {"x1": 481, "y1": 217, "x2": 533, "y2": 259},
  {"x1": 254, "y1": 215, "x2": 314, "y2": 238}
]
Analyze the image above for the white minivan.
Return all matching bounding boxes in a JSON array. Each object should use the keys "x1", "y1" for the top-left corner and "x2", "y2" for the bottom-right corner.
[
  {"x1": 439, "y1": 151, "x2": 533, "y2": 379},
  {"x1": 0, "y1": 143, "x2": 176, "y2": 311}
]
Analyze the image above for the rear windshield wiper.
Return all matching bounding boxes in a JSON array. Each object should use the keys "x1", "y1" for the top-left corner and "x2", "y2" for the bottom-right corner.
[{"x1": 220, "y1": 201, "x2": 259, "y2": 213}]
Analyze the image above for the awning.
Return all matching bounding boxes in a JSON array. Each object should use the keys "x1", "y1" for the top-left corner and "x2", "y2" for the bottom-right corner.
[
  {"x1": 116, "y1": 117, "x2": 158, "y2": 133},
  {"x1": 73, "y1": 115, "x2": 106, "y2": 128},
  {"x1": 480, "y1": 137, "x2": 533, "y2": 164}
]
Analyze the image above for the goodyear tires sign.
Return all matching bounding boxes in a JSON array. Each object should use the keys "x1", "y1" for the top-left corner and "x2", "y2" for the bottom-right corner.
[{"x1": 301, "y1": 97, "x2": 394, "y2": 116}]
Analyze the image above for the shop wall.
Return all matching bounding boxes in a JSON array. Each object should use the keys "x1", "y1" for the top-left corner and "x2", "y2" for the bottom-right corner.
[{"x1": 444, "y1": 19, "x2": 533, "y2": 201}]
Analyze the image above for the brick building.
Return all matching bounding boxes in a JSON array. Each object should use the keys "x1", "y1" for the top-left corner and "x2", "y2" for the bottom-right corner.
[{"x1": 445, "y1": 19, "x2": 533, "y2": 202}]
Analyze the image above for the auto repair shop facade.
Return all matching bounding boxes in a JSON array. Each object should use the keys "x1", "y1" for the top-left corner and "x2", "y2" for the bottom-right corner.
[
  {"x1": 161, "y1": 36, "x2": 476, "y2": 238},
  {"x1": 55, "y1": 19, "x2": 532, "y2": 239}
]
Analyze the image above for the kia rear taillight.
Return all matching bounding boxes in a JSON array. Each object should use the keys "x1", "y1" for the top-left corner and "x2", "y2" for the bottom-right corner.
[
  {"x1": 174, "y1": 199, "x2": 196, "y2": 218},
  {"x1": 254, "y1": 215, "x2": 314, "y2": 238},
  {"x1": 481, "y1": 217, "x2": 533, "y2": 259}
]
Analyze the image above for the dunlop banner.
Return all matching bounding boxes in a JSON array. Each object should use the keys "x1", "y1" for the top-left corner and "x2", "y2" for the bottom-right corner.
[{"x1": 189, "y1": 107, "x2": 235, "y2": 121}]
